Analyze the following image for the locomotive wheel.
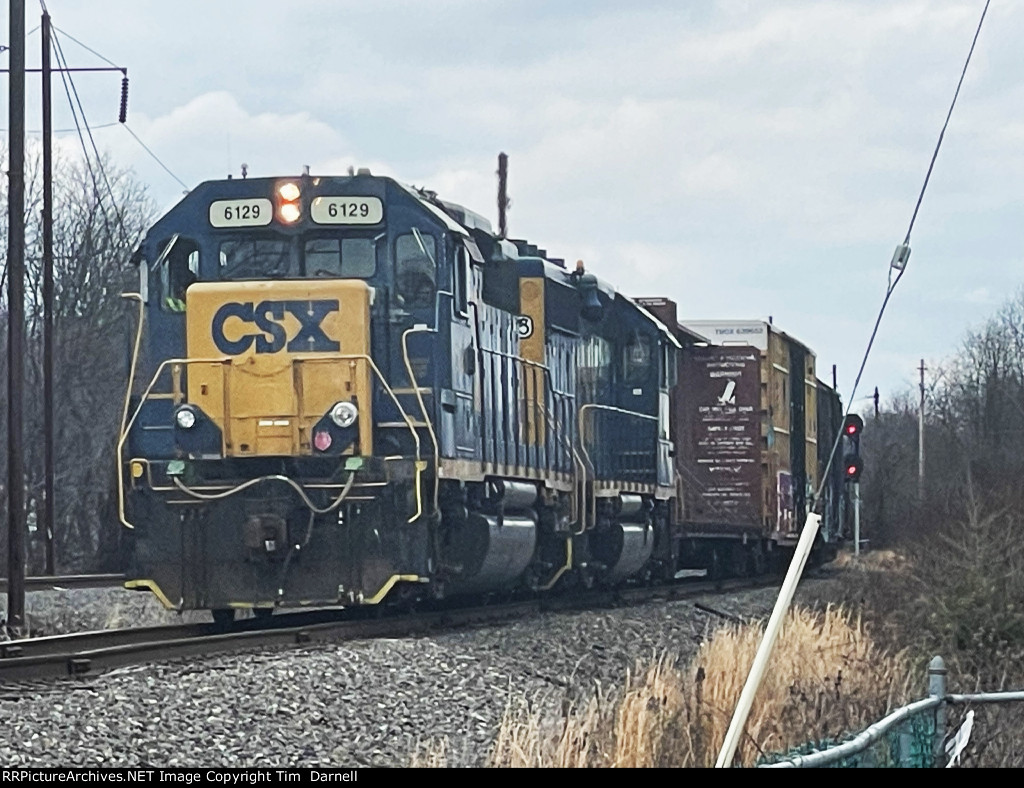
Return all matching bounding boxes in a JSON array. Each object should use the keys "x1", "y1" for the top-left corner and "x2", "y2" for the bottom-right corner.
[{"x1": 211, "y1": 609, "x2": 235, "y2": 627}]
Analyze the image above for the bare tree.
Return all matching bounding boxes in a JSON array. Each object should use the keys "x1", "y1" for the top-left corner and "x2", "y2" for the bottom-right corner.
[{"x1": 1, "y1": 143, "x2": 156, "y2": 572}]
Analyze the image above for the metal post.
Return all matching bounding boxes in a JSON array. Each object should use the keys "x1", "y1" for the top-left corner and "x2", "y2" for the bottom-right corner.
[
  {"x1": 42, "y1": 10, "x2": 56, "y2": 576},
  {"x1": 929, "y1": 656, "x2": 947, "y2": 767},
  {"x1": 715, "y1": 513, "x2": 823, "y2": 767},
  {"x1": 853, "y1": 481, "x2": 861, "y2": 556},
  {"x1": 918, "y1": 360, "x2": 926, "y2": 502},
  {"x1": 6, "y1": 0, "x2": 28, "y2": 636}
]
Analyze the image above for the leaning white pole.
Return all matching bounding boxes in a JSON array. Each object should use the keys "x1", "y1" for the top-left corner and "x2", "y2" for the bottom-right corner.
[{"x1": 714, "y1": 512, "x2": 822, "y2": 768}]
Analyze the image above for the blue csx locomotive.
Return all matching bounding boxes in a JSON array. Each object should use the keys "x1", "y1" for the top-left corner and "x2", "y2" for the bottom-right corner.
[{"x1": 119, "y1": 168, "x2": 843, "y2": 622}]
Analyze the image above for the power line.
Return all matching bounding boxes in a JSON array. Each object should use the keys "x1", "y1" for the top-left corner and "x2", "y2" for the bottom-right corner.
[
  {"x1": 51, "y1": 24, "x2": 123, "y2": 72},
  {"x1": 818, "y1": 0, "x2": 991, "y2": 498},
  {"x1": 122, "y1": 123, "x2": 190, "y2": 192},
  {"x1": 716, "y1": 0, "x2": 993, "y2": 768},
  {"x1": 50, "y1": 27, "x2": 127, "y2": 247}
]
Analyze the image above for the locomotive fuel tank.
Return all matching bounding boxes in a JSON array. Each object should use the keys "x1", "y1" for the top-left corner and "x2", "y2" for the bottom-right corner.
[{"x1": 589, "y1": 495, "x2": 656, "y2": 582}]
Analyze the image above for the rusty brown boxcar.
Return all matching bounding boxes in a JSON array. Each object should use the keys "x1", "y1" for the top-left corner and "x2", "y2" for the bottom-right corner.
[{"x1": 636, "y1": 298, "x2": 841, "y2": 572}]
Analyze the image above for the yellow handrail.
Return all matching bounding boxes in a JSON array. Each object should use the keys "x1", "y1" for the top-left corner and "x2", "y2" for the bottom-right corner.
[{"x1": 118, "y1": 353, "x2": 424, "y2": 528}]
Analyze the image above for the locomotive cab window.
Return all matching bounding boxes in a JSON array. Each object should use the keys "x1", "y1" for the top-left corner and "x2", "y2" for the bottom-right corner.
[
  {"x1": 395, "y1": 231, "x2": 436, "y2": 309},
  {"x1": 159, "y1": 238, "x2": 199, "y2": 313},
  {"x1": 623, "y1": 332, "x2": 652, "y2": 383},
  {"x1": 219, "y1": 238, "x2": 295, "y2": 280},
  {"x1": 304, "y1": 237, "x2": 376, "y2": 278}
]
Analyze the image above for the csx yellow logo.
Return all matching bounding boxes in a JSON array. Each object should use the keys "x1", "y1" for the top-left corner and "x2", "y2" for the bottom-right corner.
[{"x1": 211, "y1": 300, "x2": 340, "y2": 354}]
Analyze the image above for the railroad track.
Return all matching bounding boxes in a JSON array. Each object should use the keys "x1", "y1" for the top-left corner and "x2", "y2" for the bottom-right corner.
[
  {"x1": 0, "y1": 574, "x2": 127, "y2": 592},
  {"x1": 0, "y1": 575, "x2": 779, "y2": 684}
]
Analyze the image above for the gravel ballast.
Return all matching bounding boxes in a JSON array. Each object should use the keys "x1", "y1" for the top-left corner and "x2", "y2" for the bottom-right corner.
[{"x1": 0, "y1": 578, "x2": 840, "y2": 768}]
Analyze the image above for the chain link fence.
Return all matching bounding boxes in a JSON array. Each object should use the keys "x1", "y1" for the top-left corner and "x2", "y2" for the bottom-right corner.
[{"x1": 758, "y1": 657, "x2": 1024, "y2": 768}]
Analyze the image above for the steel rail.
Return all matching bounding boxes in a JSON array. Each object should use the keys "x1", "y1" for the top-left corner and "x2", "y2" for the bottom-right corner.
[
  {"x1": 0, "y1": 574, "x2": 127, "y2": 592},
  {"x1": 0, "y1": 574, "x2": 790, "y2": 684}
]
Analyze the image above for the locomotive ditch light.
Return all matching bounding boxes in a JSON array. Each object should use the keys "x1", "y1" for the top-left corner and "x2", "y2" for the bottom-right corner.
[
  {"x1": 175, "y1": 406, "x2": 198, "y2": 430},
  {"x1": 330, "y1": 401, "x2": 359, "y2": 429}
]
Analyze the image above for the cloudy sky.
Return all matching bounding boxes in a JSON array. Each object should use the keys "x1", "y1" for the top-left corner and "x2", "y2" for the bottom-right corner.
[{"x1": 4, "y1": 0, "x2": 1021, "y2": 408}]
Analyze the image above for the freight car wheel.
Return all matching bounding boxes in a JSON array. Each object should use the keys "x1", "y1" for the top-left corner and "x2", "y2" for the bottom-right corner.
[{"x1": 212, "y1": 609, "x2": 235, "y2": 628}]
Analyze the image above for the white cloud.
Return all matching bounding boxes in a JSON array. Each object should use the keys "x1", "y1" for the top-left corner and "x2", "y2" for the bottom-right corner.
[{"x1": 27, "y1": 0, "x2": 1024, "y2": 399}]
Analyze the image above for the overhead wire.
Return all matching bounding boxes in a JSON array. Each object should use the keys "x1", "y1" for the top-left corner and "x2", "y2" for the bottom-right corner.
[
  {"x1": 715, "y1": 0, "x2": 993, "y2": 769},
  {"x1": 121, "y1": 123, "x2": 190, "y2": 192},
  {"x1": 50, "y1": 26, "x2": 133, "y2": 249},
  {"x1": 47, "y1": 20, "x2": 191, "y2": 194},
  {"x1": 814, "y1": 0, "x2": 991, "y2": 502}
]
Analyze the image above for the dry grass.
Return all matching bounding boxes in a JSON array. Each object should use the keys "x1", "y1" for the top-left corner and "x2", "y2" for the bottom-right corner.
[
  {"x1": 490, "y1": 604, "x2": 912, "y2": 767},
  {"x1": 409, "y1": 737, "x2": 449, "y2": 768}
]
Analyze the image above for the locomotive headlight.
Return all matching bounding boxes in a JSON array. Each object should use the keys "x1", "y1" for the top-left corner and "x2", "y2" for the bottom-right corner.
[
  {"x1": 175, "y1": 406, "x2": 197, "y2": 430},
  {"x1": 330, "y1": 401, "x2": 358, "y2": 429},
  {"x1": 276, "y1": 181, "x2": 302, "y2": 223},
  {"x1": 278, "y1": 202, "x2": 301, "y2": 223},
  {"x1": 277, "y1": 182, "x2": 300, "y2": 201}
]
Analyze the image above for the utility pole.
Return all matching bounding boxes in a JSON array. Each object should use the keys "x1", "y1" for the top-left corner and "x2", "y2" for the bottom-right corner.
[
  {"x1": 42, "y1": 8, "x2": 56, "y2": 576},
  {"x1": 919, "y1": 359, "x2": 926, "y2": 502},
  {"x1": 6, "y1": 0, "x2": 28, "y2": 636},
  {"x1": 0, "y1": 9, "x2": 127, "y2": 580}
]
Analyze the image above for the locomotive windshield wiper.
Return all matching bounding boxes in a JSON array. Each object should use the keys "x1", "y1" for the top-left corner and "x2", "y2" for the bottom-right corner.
[
  {"x1": 411, "y1": 227, "x2": 435, "y2": 265},
  {"x1": 148, "y1": 233, "x2": 180, "y2": 272}
]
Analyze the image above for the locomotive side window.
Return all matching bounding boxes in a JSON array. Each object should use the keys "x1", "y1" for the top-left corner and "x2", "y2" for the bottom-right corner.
[
  {"x1": 578, "y1": 335, "x2": 612, "y2": 402},
  {"x1": 159, "y1": 238, "x2": 199, "y2": 313},
  {"x1": 219, "y1": 238, "x2": 295, "y2": 279},
  {"x1": 453, "y1": 243, "x2": 468, "y2": 317},
  {"x1": 623, "y1": 333, "x2": 652, "y2": 384},
  {"x1": 395, "y1": 231, "x2": 436, "y2": 309},
  {"x1": 304, "y1": 238, "x2": 376, "y2": 278}
]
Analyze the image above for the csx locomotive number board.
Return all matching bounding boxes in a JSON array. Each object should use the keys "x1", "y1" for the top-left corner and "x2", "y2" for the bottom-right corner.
[
  {"x1": 209, "y1": 199, "x2": 273, "y2": 228},
  {"x1": 310, "y1": 196, "x2": 383, "y2": 225}
]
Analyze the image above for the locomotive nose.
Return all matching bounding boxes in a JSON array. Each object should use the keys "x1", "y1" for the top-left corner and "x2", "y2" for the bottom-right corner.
[{"x1": 181, "y1": 279, "x2": 373, "y2": 457}]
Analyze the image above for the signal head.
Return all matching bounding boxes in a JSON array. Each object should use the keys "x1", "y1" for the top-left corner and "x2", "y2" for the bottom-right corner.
[
  {"x1": 843, "y1": 414, "x2": 864, "y2": 437},
  {"x1": 843, "y1": 455, "x2": 863, "y2": 483}
]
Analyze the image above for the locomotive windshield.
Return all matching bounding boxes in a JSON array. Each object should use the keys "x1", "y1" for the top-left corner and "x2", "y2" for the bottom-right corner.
[
  {"x1": 219, "y1": 238, "x2": 294, "y2": 279},
  {"x1": 215, "y1": 234, "x2": 380, "y2": 280}
]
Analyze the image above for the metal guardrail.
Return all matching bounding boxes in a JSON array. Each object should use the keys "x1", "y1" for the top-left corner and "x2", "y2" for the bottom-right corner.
[{"x1": 759, "y1": 656, "x2": 1024, "y2": 768}]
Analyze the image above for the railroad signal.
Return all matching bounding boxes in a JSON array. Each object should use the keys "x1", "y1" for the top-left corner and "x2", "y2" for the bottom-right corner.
[{"x1": 842, "y1": 414, "x2": 864, "y2": 483}]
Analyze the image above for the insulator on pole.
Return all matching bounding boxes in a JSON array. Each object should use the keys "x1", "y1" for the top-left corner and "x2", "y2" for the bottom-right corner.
[{"x1": 119, "y1": 75, "x2": 129, "y2": 123}]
